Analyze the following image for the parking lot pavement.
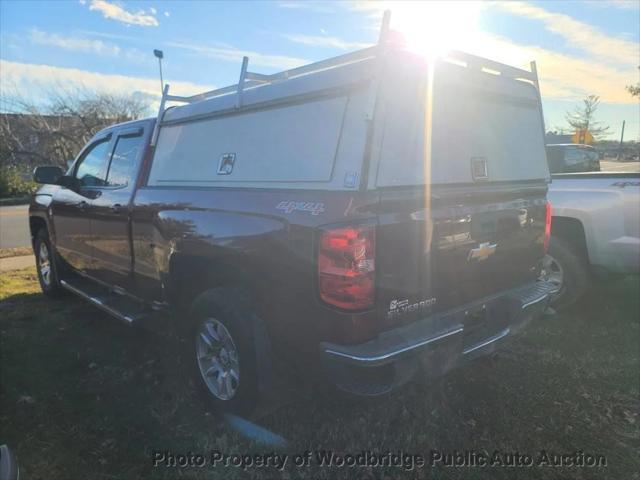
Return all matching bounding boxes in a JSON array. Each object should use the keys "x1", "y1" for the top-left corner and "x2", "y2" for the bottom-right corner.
[
  {"x1": 0, "y1": 204, "x2": 31, "y2": 249},
  {"x1": 600, "y1": 160, "x2": 640, "y2": 173}
]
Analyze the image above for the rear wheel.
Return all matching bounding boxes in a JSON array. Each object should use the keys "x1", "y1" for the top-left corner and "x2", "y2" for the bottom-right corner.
[
  {"x1": 195, "y1": 317, "x2": 241, "y2": 401},
  {"x1": 189, "y1": 288, "x2": 259, "y2": 415},
  {"x1": 540, "y1": 236, "x2": 589, "y2": 309},
  {"x1": 34, "y1": 228, "x2": 64, "y2": 297}
]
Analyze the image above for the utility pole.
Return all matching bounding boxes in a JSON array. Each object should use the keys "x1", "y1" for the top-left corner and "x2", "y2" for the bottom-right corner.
[
  {"x1": 154, "y1": 49, "x2": 164, "y2": 96},
  {"x1": 617, "y1": 120, "x2": 625, "y2": 161}
]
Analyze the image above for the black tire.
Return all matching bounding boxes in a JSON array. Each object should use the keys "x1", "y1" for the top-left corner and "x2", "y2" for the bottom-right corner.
[
  {"x1": 542, "y1": 236, "x2": 590, "y2": 310},
  {"x1": 34, "y1": 228, "x2": 64, "y2": 297},
  {"x1": 189, "y1": 288, "x2": 259, "y2": 415}
]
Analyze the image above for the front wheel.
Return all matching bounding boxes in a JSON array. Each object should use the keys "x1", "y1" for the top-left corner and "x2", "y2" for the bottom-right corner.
[
  {"x1": 34, "y1": 229, "x2": 64, "y2": 297},
  {"x1": 540, "y1": 236, "x2": 589, "y2": 309}
]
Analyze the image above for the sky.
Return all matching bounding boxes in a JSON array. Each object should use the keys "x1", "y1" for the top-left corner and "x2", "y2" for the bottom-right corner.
[{"x1": 1, "y1": 0, "x2": 639, "y2": 140}]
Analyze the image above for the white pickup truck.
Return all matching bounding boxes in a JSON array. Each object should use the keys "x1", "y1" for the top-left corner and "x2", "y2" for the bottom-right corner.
[{"x1": 543, "y1": 172, "x2": 640, "y2": 308}]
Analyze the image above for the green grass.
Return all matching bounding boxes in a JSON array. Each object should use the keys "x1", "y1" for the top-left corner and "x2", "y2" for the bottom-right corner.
[{"x1": 1, "y1": 268, "x2": 638, "y2": 479}]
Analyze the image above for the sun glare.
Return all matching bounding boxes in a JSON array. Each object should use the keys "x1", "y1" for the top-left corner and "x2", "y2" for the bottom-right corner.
[{"x1": 383, "y1": 1, "x2": 484, "y2": 61}]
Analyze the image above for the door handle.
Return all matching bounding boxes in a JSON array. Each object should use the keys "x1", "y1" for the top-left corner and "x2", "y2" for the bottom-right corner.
[{"x1": 111, "y1": 203, "x2": 123, "y2": 213}]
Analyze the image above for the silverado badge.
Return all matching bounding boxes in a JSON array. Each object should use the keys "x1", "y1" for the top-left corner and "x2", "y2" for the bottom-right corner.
[{"x1": 467, "y1": 242, "x2": 497, "y2": 262}]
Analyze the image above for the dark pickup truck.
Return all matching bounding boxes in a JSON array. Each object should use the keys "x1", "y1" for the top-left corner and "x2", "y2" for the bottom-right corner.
[{"x1": 29, "y1": 39, "x2": 555, "y2": 414}]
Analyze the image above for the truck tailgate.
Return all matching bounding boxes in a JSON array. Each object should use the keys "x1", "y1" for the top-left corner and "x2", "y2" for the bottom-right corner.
[
  {"x1": 372, "y1": 52, "x2": 550, "y2": 332},
  {"x1": 376, "y1": 184, "x2": 548, "y2": 331}
]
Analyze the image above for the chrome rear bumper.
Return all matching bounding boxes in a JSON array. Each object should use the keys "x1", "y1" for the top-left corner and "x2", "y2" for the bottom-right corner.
[{"x1": 320, "y1": 280, "x2": 556, "y2": 395}]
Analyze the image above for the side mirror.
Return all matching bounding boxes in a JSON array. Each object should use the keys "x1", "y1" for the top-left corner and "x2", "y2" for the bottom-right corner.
[
  {"x1": 56, "y1": 175, "x2": 80, "y2": 190},
  {"x1": 33, "y1": 166, "x2": 63, "y2": 184}
]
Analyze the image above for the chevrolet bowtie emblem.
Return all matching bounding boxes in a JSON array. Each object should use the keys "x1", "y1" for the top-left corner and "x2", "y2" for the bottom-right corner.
[{"x1": 467, "y1": 242, "x2": 497, "y2": 261}]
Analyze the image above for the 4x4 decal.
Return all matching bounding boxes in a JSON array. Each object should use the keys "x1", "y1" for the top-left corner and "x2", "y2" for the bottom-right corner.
[{"x1": 276, "y1": 201, "x2": 325, "y2": 216}]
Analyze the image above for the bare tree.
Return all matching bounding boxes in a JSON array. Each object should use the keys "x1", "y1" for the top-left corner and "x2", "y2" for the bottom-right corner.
[
  {"x1": 564, "y1": 94, "x2": 610, "y2": 140},
  {"x1": 627, "y1": 67, "x2": 640, "y2": 98},
  {"x1": 0, "y1": 85, "x2": 151, "y2": 170}
]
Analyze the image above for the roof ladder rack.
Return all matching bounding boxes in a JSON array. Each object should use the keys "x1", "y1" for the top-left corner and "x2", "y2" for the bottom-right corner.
[
  {"x1": 150, "y1": 9, "x2": 543, "y2": 146},
  {"x1": 150, "y1": 10, "x2": 391, "y2": 146}
]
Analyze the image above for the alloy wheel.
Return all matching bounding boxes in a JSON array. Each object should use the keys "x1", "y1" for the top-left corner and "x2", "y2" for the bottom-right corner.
[
  {"x1": 38, "y1": 242, "x2": 51, "y2": 287},
  {"x1": 195, "y1": 318, "x2": 240, "y2": 401}
]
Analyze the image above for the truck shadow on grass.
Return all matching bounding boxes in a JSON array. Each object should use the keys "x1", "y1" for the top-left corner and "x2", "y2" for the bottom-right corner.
[{"x1": 1, "y1": 268, "x2": 638, "y2": 479}]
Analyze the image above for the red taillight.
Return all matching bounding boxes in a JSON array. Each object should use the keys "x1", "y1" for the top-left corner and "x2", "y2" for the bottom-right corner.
[
  {"x1": 544, "y1": 201, "x2": 552, "y2": 252},
  {"x1": 318, "y1": 225, "x2": 375, "y2": 311}
]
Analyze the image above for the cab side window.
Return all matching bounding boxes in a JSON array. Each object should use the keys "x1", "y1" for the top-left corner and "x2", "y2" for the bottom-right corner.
[
  {"x1": 105, "y1": 133, "x2": 144, "y2": 188},
  {"x1": 75, "y1": 139, "x2": 111, "y2": 187},
  {"x1": 546, "y1": 147, "x2": 563, "y2": 173},
  {"x1": 564, "y1": 147, "x2": 584, "y2": 165}
]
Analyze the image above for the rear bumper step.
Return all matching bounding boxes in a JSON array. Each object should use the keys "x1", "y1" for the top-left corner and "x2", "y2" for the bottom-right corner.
[
  {"x1": 323, "y1": 326, "x2": 464, "y2": 366},
  {"x1": 320, "y1": 280, "x2": 556, "y2": 395}
]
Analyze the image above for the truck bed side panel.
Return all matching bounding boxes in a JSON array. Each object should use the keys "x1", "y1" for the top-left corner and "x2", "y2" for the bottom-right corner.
[
  {"x1": 130, "y1": 187, "x2": 381, "y2": 353},
  {"x1": 549, "y1": 173, "x2": 640, "y2": 273}
]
